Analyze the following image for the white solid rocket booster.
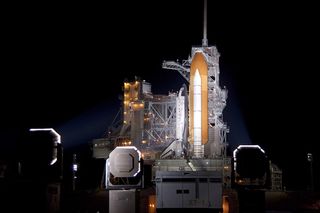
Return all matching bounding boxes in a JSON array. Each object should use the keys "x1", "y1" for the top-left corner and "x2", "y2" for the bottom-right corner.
[
  {"x1": 193, "y1": 70, "x2": 202, "y2": 157},
  {"x1": 189, "y1": 52, "x2": 208, "y2": 158}
]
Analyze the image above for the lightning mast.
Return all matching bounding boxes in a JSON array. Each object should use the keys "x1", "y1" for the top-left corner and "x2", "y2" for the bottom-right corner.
[{"x1": 202, "y1": 0, "x2": 208, "y2": 47}]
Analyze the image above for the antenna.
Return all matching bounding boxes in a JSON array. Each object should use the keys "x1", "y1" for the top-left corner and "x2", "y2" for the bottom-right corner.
[{"x1": 202, "y1": 0, "x2": 208, "y2": 47}]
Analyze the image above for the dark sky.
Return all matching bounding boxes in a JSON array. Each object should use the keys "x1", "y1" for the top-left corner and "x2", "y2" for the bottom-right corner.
[{"x1": 1, "y1": 1, "x2": 319, "y2": 188}]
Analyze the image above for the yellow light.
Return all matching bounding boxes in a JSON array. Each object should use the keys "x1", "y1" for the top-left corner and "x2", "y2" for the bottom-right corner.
[
  {"x1": 223, "y1": 196, "x2": 229, "y2": 213},
  {"x1": 148, "y1": 195, "x2": 156, "y2": 213}
]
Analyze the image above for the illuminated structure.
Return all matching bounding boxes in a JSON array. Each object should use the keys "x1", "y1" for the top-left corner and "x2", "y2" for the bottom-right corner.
[
  {"x1": 163, "y1": 32, "x2": 228, "y2": 159},
  {"x1": 94, "y1": 0, "x2": 231, "y2": 211},
  {"x1": 117, "y1": 78, "x2": 178, "y2": 159},
  {"x1": 95, "y1": 0, "x2": 228, "y2": 160},
  {"x1": 191, "y1": 64, "x2": 207, "y2": 158},
  {"x1": 91, "y1": 0, "x2": 231, "y2": 176},
  {"x1": 29, "y1": 128, "x2": 61, "y2": 166},
  {"x1": 89, "y1": 1, "x2": 288, "y2": 212},
  {"x1": 233, "y1": 145, "x2": 283, "y2": 191},
  {"x1": 154, "y1": 0, "x2": 230, "y2": 210},
  {"x1": 162, "y1": 0, "x2": 228, "y2": 159},
  {"x1": 233, "y1": 145, "x2": 268, "y2": 187},
  {"x1": 93, "y1": 77, "x2": 184, "y2": 160},
  {"x1": 106, "y1": 146, "x2": 143, "y2": 213}
]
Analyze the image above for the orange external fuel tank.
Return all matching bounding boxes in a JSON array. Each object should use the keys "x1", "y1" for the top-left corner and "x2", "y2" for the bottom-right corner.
[{"x1": 189, "y1": 52, "x2": 208, "y2": 145}]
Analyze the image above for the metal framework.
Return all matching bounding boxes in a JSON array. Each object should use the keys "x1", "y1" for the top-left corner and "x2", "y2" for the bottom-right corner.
[
  {"x1": 162, "y1": 60, "x2": 190, "y2": 82},
  {"x1": 163, "y1": 46, "x2": 228, "y2": 158},
  {"x1": 145, "y1": 96, "x2": 177, "y2": 150}
]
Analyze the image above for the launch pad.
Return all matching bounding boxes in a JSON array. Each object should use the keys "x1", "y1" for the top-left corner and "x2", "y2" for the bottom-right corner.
[
  {"x1": 97, "y1": 0, "x2": 231, "y2": 212},
  {"x1": 90, "y1": 0, "x2": 284, "y2": 212}
]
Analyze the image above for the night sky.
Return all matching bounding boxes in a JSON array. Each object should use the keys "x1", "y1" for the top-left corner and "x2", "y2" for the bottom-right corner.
[{"x1": 1, "y1": 1, "x2": 319, "y2": 189}]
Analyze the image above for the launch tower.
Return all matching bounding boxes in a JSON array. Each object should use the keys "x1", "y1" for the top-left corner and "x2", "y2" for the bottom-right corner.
[{"x1": 162, "y1": 0, "x2": 228, "y2": 159}]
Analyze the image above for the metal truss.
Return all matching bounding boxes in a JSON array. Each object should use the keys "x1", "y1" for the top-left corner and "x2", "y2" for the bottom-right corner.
[
  {"x1": 162, "y1": 60, "x2": 190, "y2": 82},
  {"x1": 145, "y1": 99, "x2": 177, "y2": 150}
]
